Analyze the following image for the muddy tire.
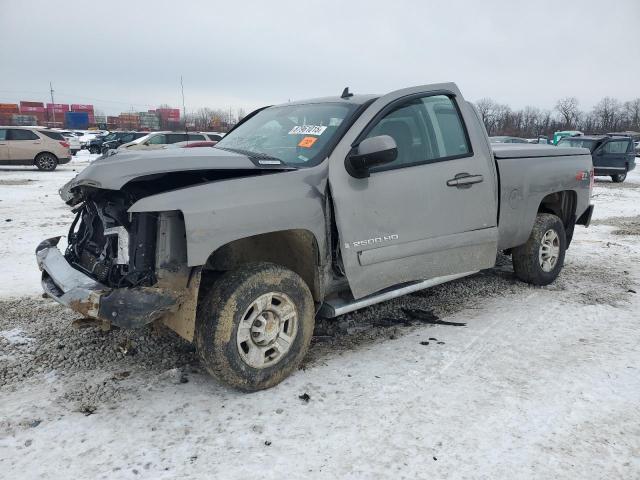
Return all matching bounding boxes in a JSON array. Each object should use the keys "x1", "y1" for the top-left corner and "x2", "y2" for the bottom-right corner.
[
  {"x1": 611, "y1": 172, "x2": 627, "y2": 183},
  {"x1": 512, "y1": 213, "x2": 566, "y2": 286},
  {"x1": 34, "y1": 153, "x2": 58, "y2": 171},
  {"x1": 195, "y1": 262, "x2": 314, "y2": 391}
]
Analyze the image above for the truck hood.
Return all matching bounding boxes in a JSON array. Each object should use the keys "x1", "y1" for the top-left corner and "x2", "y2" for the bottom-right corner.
[{"x1": 60, "y1": 147, "x2": 294, "y2": 201}]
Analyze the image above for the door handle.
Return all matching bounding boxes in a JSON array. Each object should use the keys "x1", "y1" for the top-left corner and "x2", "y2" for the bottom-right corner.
[{"x1": 447, "y1": 173, "x2": 484, "y2": 188}]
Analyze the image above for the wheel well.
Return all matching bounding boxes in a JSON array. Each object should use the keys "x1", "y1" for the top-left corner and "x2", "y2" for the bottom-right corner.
[
  {"x1": 204, "y1": 229, "x2": 322, "y2": 300},
  {"x1": 34, "y1": 151, "x2": 59, "y2": 162},
  {"x1": 538, "y1": 190, "x2": 577, "y2": 244}
]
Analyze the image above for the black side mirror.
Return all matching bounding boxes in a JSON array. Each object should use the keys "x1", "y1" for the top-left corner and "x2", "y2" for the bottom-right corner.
[{"x1": 345, "y1": 135, "x2": 397, "y2": 178}]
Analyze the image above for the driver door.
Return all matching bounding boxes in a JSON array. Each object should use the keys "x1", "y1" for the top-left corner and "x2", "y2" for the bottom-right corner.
[{"x1": 328, "y1": 84, "x2": 498, "y2": 299}]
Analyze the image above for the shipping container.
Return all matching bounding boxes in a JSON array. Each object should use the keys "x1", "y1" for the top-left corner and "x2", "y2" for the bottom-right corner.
[
  {"x1": 0, "y1": 103, "x2": 20, "y2": 113},
  {"x1": 11, "y1": 114, "x2": 38, "y2": 126},
  {"x1": 20, "y1": 101, "x2": 44, "y2": 109},
  {"x1": 46, "y1": 103, "x2": 70, "y2": 112},
  {"x1": 20, "y1": 106, "x2": 45, "y2": 113},
  {"x1": 65, "y1": 111, "x2": 89, "y2": 129},
  {"x1": 71, "y1": 104, "x2": 94, "y2": 112}
]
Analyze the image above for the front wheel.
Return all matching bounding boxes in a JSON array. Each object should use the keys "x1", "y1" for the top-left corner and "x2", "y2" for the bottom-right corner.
[
  {"x1": 512, "y1": 213, "x2": 566, "y2": 286},
  {"x1": 195, "y1": 263, "x2": 315, "y2": 391},
  {"x1": 35, "y1": 153, "x2": 58, "y2": 171},
  {"x1": 611, "y1": 171, "x2": 627, "y2": 183}
]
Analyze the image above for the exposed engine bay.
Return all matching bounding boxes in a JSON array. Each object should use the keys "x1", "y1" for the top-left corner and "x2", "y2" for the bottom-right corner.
[
  {"x1": 65, "y1": 190, "x2": 157, "y2": 288},
  {"x1": 62, "y1": 168, "x2": 272, "y2": 288}
]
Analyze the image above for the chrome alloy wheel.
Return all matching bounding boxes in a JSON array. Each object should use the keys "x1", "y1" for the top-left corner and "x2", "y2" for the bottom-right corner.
[
  {"x1": 538, "y1": 229, "x2": 560, "y2": 272},
  {"x1": 236, "y1": 292, "x2": 298, "y2": 369},
  {"x1": 37, "y1": 154, "x2": 57, "y2": 170}
]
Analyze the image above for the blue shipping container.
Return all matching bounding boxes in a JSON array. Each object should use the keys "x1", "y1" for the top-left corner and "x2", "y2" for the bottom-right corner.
[{"x1": 64, "y1": 111, "x2": 89, "y2": 129}]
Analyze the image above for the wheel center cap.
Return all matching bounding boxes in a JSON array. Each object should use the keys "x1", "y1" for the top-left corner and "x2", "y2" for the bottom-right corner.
[{"x1": 265, "y1": 317, "x2": 278, "y2": 335}]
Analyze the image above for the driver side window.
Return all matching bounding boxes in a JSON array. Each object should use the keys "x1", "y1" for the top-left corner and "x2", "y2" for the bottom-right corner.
[{"x1": 366, "y1": 94, "x2": 471, "y2": 172}]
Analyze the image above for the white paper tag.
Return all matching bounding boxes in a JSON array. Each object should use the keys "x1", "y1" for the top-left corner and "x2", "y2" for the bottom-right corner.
[{"x1": 288, "y1": 125, "x2": 327, "y2": 136}]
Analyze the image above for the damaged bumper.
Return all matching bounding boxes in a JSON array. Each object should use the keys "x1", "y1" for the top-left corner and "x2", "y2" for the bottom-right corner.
[{"x1": 36, "y1": 237, "x2": 179, "y2": 328}]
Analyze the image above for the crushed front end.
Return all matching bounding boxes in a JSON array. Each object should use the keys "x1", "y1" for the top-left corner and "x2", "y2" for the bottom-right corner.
[{"x1": 36, "y1": 186, "x2": 196, "y2": 329}]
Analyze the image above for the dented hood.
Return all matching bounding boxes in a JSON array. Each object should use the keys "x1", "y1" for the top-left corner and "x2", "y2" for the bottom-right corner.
[{"x1": 60, "y1": 147, "x2": 293, "y2": 198}]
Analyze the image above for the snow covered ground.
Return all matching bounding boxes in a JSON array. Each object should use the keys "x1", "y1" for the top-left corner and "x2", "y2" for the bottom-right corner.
[{"x1": 1, "y1": 155, "x2": 639, "y2": 479}]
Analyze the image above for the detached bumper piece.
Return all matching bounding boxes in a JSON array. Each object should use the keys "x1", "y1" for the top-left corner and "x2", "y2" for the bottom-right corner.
[{"x1": 36, "y1": 237, "x2": 178, "y2": 328}]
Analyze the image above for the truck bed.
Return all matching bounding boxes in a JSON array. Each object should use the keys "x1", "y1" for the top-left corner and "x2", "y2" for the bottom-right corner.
[
  {"x1": 492, "y1": 143, "x2": 591, "y2": 159},
  {"x1": 492, "y1": 143, "x2": 593, "y2": 250}
]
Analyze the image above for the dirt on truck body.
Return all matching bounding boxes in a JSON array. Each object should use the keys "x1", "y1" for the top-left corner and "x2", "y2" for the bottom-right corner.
[{"x1": 37, "y1": 82, "x2": 594, "y2": 390}]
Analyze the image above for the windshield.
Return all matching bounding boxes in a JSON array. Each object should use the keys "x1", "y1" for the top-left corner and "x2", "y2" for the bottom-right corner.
[
  {"x1": 215, "y1": 102, "x2": 359, "y2": 166},
  {"x1": 557, "y1": 138, "x2": 596, "y2": 151},
  {"x1": 132, "y1": 134, "x2": 152, "y2": 144},
  {"x1": 103, "y1": 133, "x2": 117, "y2": 141}
]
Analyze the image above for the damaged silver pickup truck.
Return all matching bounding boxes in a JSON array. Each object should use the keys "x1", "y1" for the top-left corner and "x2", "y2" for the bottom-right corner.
[{"x1": 37, "y1": 83, "x2": 594, "y2": 390}]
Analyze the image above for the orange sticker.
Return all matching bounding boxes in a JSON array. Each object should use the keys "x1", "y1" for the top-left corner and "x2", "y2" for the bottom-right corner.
[{"x1": 298, "y1": 136, "x2": 318, "y2": 148}]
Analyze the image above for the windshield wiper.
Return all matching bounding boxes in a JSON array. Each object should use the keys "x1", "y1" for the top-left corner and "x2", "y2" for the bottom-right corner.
[{"x1": 214, "y1": 146, "x2": 297, "y2": 168}]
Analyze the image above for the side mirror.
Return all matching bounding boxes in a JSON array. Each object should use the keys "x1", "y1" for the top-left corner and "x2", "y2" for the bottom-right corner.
[{"x1": 345, "y1": 135, "x2": 397, "y2": 178}]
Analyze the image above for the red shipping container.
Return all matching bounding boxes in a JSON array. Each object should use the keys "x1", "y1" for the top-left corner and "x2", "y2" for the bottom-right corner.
[
  {"x1": 20, "y1": 106, "x2": 45, "y2": 113},
  {"x1": 20, "y1": 101, "x2": 44, "y2": 108},
  {"x1": 46, "y1": 103, "x2": 70, "y2": 111},
  {"x1": 71, "y1": 104, "x2": 94, "y2": 111}
]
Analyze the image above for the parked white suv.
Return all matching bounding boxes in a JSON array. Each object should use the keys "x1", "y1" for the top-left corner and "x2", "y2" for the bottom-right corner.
[{"x1": 57, "y1": 130, "x2": 82, "y2": 155}]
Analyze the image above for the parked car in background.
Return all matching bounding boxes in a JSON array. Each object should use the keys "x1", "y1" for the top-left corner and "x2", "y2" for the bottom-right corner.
[
  {"x1": 489, "y1": 136, "x2": 529, "y2": 143},
  {"x1": 202, "y1": 132, "x2": 225, "y2": 141},
  {"x1": 557, "y1": 135, "x2": 636, "y2": 182},
  {"x1": 169, "y1": 140, "x2": 218, "y2": 148},
  {"x1": 57, "y1": 130, "x2": 81, "y2": 155},
  {"x1": 606, "y1": 131, "x2": 640, "y2": 142},
  {"x1": 0, "y1": 126, "x2": 71, "y2": 170},
  {"x1": 553, "y1": 130, "x2": 583, "y2": 145},
  {"x1": 87, "y1": 133, "x2": 111, "y2": 153},
  {"x1": 78, "y1": 130, "x2": 107, "y2": 149},
  {"x1": 118, "y1": 132, "x2": 221, "y2": 151},
  {"x1": 100, "y1": 131, "x2": 148, "y2": 154},
  {"x1": 635, "y1": 141, "x2": 640, "y2": 156},
  {"x1": 527, "y1": 136, "x2": 551, "y2": 144}
]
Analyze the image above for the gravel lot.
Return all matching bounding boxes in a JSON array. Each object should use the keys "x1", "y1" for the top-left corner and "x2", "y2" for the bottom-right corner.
[{"x1": 1, "y1": 155, "x2": 639, "y2": 479}]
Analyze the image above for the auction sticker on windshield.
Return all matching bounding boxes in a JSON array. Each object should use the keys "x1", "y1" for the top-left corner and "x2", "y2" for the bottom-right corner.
[
  {"x1": 289, "y1": 125, "x2": 327, "y2": 136},
  {"x1": 298, "y1": 136, "x2": 318, "y2": 148}
]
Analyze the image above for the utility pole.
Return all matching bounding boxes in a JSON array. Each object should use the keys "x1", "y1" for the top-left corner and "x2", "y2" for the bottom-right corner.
[
  {"x1": 49, "y1": 81, "x2": 56, "y2": 127},
  {"x1": 180, "y1": 76, "x2": 187, "y2": 133}
]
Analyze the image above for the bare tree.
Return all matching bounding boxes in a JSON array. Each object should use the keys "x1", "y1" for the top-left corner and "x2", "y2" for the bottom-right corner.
[
  {"x1": 622, "y1": 99, "x2": 640, "y2": 131},
  {"x1": 555, "y1": 97, "x2": 580, "y2": 129},
  {"x1": 592, "y1": 97, "x2": 621, "y2": 132},
  {"x1": 475, "y1": 98, "x2": 496, "y2": 131},
  {"x1": 194, "y1": 108, "x2": 215, "y2": 130}
]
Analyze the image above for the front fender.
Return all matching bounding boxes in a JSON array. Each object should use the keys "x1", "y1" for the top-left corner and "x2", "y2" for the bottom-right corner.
[{"x1": 129, "y1": 164, "x2": 329, "y2": 267}]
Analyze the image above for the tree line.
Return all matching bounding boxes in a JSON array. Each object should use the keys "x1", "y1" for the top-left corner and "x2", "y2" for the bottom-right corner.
[{"x1": 474, "y1": 96, "x2": 640, "y2": 138}]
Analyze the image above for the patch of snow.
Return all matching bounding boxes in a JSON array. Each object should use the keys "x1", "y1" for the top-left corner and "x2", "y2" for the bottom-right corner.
[{"x1": 0, "y1": 328, "x2": 33, "y2": 345}]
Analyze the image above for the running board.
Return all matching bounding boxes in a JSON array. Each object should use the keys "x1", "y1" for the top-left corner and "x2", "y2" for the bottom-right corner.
[{"x1": 318, "y1": 271, "x2": 477, "y2": 318}]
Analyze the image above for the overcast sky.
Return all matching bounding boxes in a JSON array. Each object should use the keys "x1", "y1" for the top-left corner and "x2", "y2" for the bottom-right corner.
[{"x1": 1, "y1": 0, "x2": 638, "y2": 116}]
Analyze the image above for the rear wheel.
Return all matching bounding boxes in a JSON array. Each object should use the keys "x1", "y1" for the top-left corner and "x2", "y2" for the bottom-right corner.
[
  {"x1": 611, "y1": 171, "x2": 627, "y2": 183},
  {"x1": 89, "y1": 146, "x2": 100, "y2": 154},
  {"x1": 195, "y1": 262, "x2": 315, "y2": 391},
  {"x1": 512, "y1": 213, "x2": 566, "y2": 286},
  {"x1": 35, "y1": 153, "x2": 58, "y2": 171}
]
